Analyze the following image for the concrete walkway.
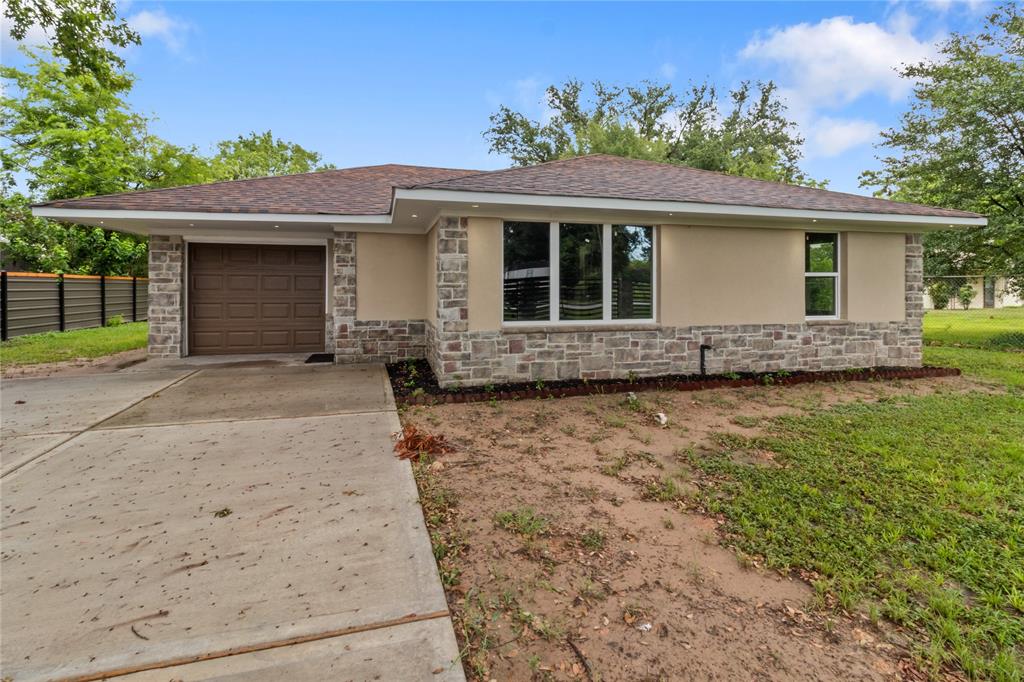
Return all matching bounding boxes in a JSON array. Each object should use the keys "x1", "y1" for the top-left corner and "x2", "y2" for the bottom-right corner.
[{"x1": 1, "y1": 360, "x2": 463, "y2": 681}]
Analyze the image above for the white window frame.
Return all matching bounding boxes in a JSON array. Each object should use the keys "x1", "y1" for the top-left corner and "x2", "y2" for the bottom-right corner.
[
  {"x1": 804, "y1": 232, "x2": 840, "y2": 320},
  {"x1": 502, "y1": 221, "x2": 657, "y2": 327}
]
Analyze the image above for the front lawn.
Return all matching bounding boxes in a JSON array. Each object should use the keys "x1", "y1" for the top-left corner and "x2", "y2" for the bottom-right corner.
[
  {"x1": 925, "y1": 345, "x2": 1024, "y2": 388},
  {"x1": 0, "y1": 322, "x2": 148, "y2": 366},
  {"x1": 923, "y1": 306, "x2": 1024, "y2": 349},
  {"x1": 690, "y1": 390, "x2": 1024, "y2": 680}
]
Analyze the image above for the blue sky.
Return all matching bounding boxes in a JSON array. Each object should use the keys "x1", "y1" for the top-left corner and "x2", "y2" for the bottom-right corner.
[{"x1": 3, "y1": 1, "x2": 992, "y2": 195}]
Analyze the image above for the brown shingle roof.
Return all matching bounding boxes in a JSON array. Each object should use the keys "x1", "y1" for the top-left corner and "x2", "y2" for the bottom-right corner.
[
  {"x1": 37, "y1": 155, "x2": 981, "y2": 220},
  {"x1": 38, "y1": 164, "x2": 481, "y2": 215},
  {"x1": 411, "y1": 155, "x2": 981, "y2": 219}
]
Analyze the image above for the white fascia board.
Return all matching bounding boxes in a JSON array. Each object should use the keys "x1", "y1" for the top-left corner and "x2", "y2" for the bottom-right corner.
[
  {"x1": 32, "y1": 207, "x2": 392, "y2": 224},
  {"x1": 392, "y1": 188, "x2": 987, "y2": 228}
]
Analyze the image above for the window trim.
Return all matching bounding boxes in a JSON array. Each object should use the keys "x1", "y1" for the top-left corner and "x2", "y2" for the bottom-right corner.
[
  {"x1": 804, "y1": 231, "x2": 840, "y2": 320},
  {"x1": 502, "y1": 221, "x2": 657, "y2": 327}
]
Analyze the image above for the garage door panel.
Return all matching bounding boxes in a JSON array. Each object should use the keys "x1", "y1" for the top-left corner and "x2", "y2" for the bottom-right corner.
[
  {"x1": 192, "y1": 303, "x2": 224, "y2": 320},
  {"x1": 227, "y1": 303, "x2": 258, "y2": 319},
  {"x1": 294, "y1": 329, "x2": 324, "y2": 346},
  {"x1": 294, "y1": 248, "x2": 325, "y2": 267},
  {"x1": 192, "y1": 274, "x2": 224, "y2": 291},
  {"x1": 261, "y1": 275, "x2": 291, "y2": 292},
  {"x1": 294, "y1": 275, "x2": 323, "y2": 292},
  {"x1": 227, "y1": 274, "x2": 259, "y2": 291},
  {"x1": 261, "y1": 303, "x2": 290, "y2": 319},
  {"x1": 188, "y1": 244, "x2": 325, "y2": 355},
  {"x1": 260, "y1": 248, "x2": 291, "y2": 266},
  {"x1": 226, "y1": 247, "x2": 259, "y2": 265},
  {"x1": 294, "y1": 302, "x2": 322, "y2": 319}
]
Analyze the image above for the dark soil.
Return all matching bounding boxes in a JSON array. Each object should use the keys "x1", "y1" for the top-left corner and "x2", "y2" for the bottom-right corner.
[{"x1": 386, "y1": 358, "x2": 959, "y2": 405}]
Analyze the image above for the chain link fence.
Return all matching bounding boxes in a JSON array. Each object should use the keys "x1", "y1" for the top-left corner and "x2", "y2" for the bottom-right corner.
[{"x1": 922, "y1": 275, "x2": 1023, "y2": 350}]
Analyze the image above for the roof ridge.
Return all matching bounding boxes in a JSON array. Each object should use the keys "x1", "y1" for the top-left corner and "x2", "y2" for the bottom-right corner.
[
  {"x1": 36, "y1": 163, "x2": 480, "y2": 208},
  {"x1": 408, "y1": 155, "x2": 602, "y2": 189}
]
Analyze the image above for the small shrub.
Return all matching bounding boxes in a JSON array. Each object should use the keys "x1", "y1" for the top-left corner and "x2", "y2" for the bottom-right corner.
[
  {"x1": 928, "y1": 281, "x2": 952, "y2": 310},
  {"x1": 105, "y1": 314, "x2": 125, "y2": 327},
  {"x1": 957, "y1": 283, "x2": 976, "y2": 310}
]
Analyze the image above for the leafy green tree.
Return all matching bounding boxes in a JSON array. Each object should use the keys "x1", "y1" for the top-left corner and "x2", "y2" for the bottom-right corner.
[
  {"x1": 209, "y1": 131, "x2": 334, "y2": 181},
  {"x1": 485, "y1": 79, "x2": 822, "y2": 187},
  {"x1": 1, "y1": 192, "x2": 147, "y2": 275},
  {"x1": 3, "y1": 0, "x2": 139, "y2": 90},
  {"x1": 861, "y1": 3, "x2": 1023, "y2": 293},
  {"x1": 1, "y1": 48, "x2": 209, "y2": 200}
]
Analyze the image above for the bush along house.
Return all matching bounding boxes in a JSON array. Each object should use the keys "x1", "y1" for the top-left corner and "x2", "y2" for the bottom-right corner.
[{"x1": 33, "y1": 154, "x2": 985, "y2": 387}]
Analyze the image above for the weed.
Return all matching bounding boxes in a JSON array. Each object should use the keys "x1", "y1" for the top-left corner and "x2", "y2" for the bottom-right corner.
[
  {"x1": 494, "y1": 507, "x2": 549, "y2": 538},
  {"x1": 580, "y1": 528, "x2": 606, "y2": 551},
  {"x1": 730, "y1": 415, "x2": 761, "y2": 428},
  {"x1": 642, "y1": 476, "x2": 684, "y2": 502}
]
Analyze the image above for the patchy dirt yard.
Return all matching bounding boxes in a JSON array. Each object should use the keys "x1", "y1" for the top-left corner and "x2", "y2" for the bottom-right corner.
[{"x1": 401, "y1": 375, "x2": 985, "y2": 681}]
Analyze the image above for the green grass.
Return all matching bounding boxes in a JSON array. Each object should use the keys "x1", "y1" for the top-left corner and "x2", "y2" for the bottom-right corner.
[
  {"x1": 925, "y1": 346, "x2": 1024, "y2": 389},
  {"x1": 924, "y1": 307, "x2": 1024, "y2": 350},
  {"x1": 690, "y1": 347, "x2": 1024, "y2": 680},
  {"x1": 0, "y1": 322, "x2": 148, "y2": 366}
]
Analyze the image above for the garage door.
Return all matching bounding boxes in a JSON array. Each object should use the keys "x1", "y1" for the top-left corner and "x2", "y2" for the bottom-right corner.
[{"x1": 188, "y1": 243, "x2": 326, "y2": 355}]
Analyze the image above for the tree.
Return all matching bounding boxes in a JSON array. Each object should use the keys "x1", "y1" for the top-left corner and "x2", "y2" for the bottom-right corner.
[
  {"x1": 3, "y1": 0, "x2": 139, "y2": 90},
  {"x1": 485, "y1": 79, "x2": 823, "y2": 187},
  {"x1": 1, "y1": 48, "x2": 209, "y2": 200},
  {"x1": 209, "y1": 131, "x2": 334, "y2": 181},
  {"x1": 0, "y1": 192, "x2": 147, "y2": 275},
  {"x1": 861, "y1": 3, "x2": 1023, "y2": 293}
]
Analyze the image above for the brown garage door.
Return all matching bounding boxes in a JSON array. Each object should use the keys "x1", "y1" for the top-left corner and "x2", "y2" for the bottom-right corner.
[{"x1": 188, "y1": 243, "x2": 325, "y2": 355}]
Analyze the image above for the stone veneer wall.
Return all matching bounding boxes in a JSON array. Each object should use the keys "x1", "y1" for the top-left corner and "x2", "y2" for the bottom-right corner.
[
  {"x1": 147, "y1": 235, "x2": 184, "y2": 358},
  {"x1": 332, "y1": 231, "x2": 427, "y2": 363},
  {"x1": 424, "y1": 224, "x2": 924, "y2": 388}
]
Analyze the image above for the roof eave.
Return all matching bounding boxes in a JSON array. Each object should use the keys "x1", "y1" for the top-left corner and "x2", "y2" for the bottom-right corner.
[{"x1": 391, "y1": 188, "x2": 987, "y2": 229}]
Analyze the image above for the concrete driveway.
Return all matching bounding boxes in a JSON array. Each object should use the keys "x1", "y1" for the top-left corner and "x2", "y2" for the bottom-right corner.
[{"x1": 1, "y1": 360, "x2": 463, "y2": 681}]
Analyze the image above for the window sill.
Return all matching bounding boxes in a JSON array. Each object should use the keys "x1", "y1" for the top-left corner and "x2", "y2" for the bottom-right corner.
[
  {"x1": 501, "y1": 322, "x2": 660, "y2": 334},
  {"x1": 804, "y1": 317, "x2": 848, "y2": 325}
]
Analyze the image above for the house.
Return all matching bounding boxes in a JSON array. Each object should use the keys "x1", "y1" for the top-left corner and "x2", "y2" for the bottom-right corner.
[
  {"x1": 923, "y1": 275, "x2": 1022, "y2": 310},
  {"x1": 32, "y1": 155, "x2": 985, "y2": 386}
]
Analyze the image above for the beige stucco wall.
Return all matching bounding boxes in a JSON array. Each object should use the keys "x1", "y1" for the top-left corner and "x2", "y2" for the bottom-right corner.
[
  {"x1": 356, "y1": 232, "x2": 427, "y2": 320},
  {"x1": 843, "y1": 231, "x2": 906, "y2": 322},
  {"x1": 660, "y1": 225, "x2": 805, "y2": 325},
  {"x1": 467, "y1": 217, "x2": 503, "y2": 331},
  {"x1": 425, "y1": 223, "x2": 437, "y2": 323}
]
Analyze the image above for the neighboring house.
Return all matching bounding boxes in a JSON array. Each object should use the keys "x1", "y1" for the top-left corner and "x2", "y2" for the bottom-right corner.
[
  {"x1": 923, "y1": 275, "x2": 1023, "y2": 310},
  {"x1": 32, "y1": 155, "x2": 985, "y2": 386}
]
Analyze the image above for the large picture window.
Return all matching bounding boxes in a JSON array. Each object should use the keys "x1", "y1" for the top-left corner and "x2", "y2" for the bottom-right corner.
[
  {"x1": 503, "y1": 221, "x2": 550, "y2": 322},
  {"x1": 503, "y1": 221, "x2": 655, "y2": 324},
  {"x1": 805, "y1": 233, "x2": 839, "y2": 318}
]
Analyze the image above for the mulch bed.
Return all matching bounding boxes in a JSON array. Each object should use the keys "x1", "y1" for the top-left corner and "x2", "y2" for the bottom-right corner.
[{"x1": 387, "y1": 358, "x2": 961, "y2": 407}]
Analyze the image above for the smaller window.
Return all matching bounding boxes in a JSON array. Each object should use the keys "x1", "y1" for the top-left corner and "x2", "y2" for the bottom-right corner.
[{"x1": 805, "y1": 233, "x2": 839, "y2": 318}]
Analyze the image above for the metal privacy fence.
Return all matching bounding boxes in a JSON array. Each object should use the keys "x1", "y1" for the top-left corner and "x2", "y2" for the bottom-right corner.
[{"x1": 0, "y1": 271, "x2": 148, "y2": 340}]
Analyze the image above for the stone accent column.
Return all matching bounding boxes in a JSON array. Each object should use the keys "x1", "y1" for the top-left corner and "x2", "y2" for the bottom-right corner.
[
  {"x1": 147, "y1": 235, "x2": 184, "y2": 358},
  {"x1": 332, "y1": 232, "x2": 359, "y2": 361},
  {"x1": 431, "y1": 217, "x2": 469, "y2": 384},
  {"x1": 902, "y1": 233, "x2": 924, "y2": 366}
]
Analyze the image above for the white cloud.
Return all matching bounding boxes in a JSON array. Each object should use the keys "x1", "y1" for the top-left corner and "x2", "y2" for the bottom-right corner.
[
  {"x1": 659, "y1": 62, "x2": 677, "y2": 80},
  {"x1": 740, "y1": 15, "x2": 937, "y2": 111},
  {"x1": 805, "y1": 117, "x2": 880, "y2": 158},
  {"x1": 126, "y1": 7, "x2": 191, "y2": 53}
]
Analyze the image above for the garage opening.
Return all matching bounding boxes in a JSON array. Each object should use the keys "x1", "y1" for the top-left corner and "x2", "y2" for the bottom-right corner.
[{"x1": 187, "y1": 243, "x2": 326, "y2": 355}]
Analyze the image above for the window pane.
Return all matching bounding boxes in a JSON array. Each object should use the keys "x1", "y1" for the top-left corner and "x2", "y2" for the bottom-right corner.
[
  {"x1": 805, "y1": 233, "x2": 837, "y2": 273},
  {"x1": 559, "y1": 223, "x2": 603, "y2": 320},
  {"x1": 612, "y1": 225, "x2": 653, "y2": 319},
  {"x1": 805, "y1": 276, "x2": 836, "y2": 316},
  {"x1": 503, "y1": 221, "x2": 550, "y2": 322}
]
